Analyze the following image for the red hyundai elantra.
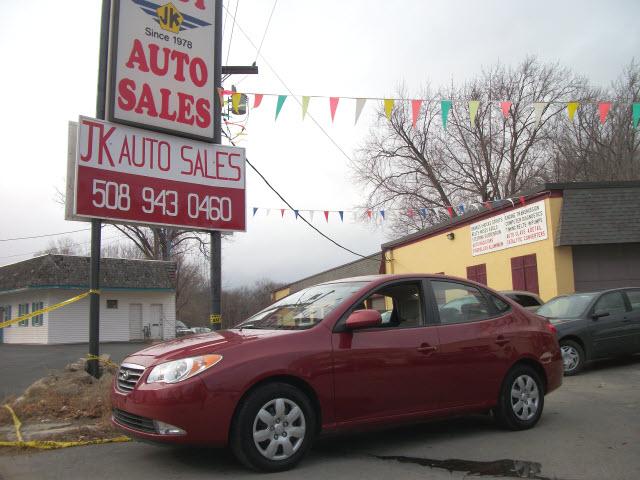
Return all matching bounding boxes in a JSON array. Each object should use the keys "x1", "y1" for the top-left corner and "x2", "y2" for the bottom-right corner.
[{"x1": 112, "y1": 274, "x2": 562, "y2": 471}]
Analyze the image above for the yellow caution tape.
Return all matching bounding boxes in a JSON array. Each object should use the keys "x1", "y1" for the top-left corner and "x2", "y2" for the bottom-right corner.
[
  {"x1": 85, "y1": 354, "x2": 120, "y2": 369},
  {"x1": 0, "y1": 290, "x2": 100, "y2": 329},
  {"x1": 1, "y1": 404, "x2": 130, "y2": 450}
]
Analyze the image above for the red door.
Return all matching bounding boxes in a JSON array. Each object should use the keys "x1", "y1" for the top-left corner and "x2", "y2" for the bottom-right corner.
[
  {"x1": 511, "y1": 254, "x2": 539, "y2": 294},
  {"x1": 331, "y1": 281, "x2": 441, "y2": 424}
]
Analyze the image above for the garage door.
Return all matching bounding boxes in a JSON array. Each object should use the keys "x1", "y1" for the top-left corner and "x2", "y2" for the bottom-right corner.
[{"x1": 573, "y1": 243, "x2": 640, "y2": 292}]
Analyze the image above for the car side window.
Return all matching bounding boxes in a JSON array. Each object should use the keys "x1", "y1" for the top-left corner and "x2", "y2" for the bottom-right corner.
[
  {"x1": 626, "y1": 290, "x2": 640, "y2": 312},
  {"x1": 489, "y1": 293, "x2": 511, "y2": 313},
  {"x1": 594, "y1": 292, "x2": 627, "y2": 315},
  {"x1": 355, "y1": 283, "x2": 424, "y2": 329},
  {"x1": 432, "y1": 281, "x2": 492, "y2": 324},
  {"x1": 515, "y1": 294, "x2": 541, "y2": 307}
]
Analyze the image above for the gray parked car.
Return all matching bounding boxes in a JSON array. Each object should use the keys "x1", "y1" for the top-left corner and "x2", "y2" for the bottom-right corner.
[{"x1": 536, "y1": 288, "x2": 640, "y2": 375}]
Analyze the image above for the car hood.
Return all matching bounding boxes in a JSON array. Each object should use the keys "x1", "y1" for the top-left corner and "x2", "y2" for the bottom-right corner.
[{"x1": 123, "y1": 328, "x2": 299, "y2": 367}]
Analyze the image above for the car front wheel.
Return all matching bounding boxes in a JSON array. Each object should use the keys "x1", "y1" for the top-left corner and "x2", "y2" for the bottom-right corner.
[
  {"x1": 495, "y1": 365, "x2": 545, "y2": 430},
  {"x1": 230, "y1": 382, "x2": 315, "y2": 472},
  {"x1": 560, "y1": 340, "x2": 585, "y2": 376}
]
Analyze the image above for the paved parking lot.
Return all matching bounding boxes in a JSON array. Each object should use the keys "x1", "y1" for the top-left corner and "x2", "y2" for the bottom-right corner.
[{"x1": 1, "y1": 354, "x2": 639, "y2": 480}]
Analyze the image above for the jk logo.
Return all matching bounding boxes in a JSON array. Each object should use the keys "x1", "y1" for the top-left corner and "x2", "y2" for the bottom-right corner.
[{"x1": 156, "y1": 2, "x2": 184, "y2": 33}]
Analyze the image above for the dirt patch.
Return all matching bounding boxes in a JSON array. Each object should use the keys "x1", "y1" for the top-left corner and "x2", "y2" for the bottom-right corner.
[{"x1": 0, "y1": 357, "x2": 123, "y2": 445}]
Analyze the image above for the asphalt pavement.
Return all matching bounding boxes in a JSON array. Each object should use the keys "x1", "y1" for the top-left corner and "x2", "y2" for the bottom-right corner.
[
  {"x1": 0, "y1": 342, "x2": 146, "y2": 399},
  {"x1": 1, "y1": 354, "x2": 639, "y2": 480}
]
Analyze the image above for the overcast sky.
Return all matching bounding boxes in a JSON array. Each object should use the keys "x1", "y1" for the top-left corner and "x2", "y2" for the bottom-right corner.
[{"x1": 1, "y1": 0, "x2": 638, "y2": 288}]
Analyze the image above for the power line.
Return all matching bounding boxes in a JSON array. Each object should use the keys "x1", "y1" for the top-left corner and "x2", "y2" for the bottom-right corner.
[
  {"x1": 225, "y1": 0, "x2": 239, "y2": 65},
  {"x1": 0, "y1": 228, "x2": 91, "y2": 242},
  {"x1": 254, "y1": 0, "x2": 278, "y2": 63}
]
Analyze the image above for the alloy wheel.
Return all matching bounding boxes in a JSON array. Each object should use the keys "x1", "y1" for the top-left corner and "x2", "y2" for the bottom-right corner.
[
  {"x1": 252, "y1": 398, "x2": 306, "y2": 461},
  {"x1": 510, "y1": 374, "x2": 540, "y2": 421},
  {"x1": 561, "y1": 345, "x2": 580, "y2": 373}
]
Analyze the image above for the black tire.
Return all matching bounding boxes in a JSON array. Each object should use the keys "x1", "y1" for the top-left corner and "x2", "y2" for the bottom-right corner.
[
  {"x1": 560, "y1": 339, "x2": 585, "y2": 376},
  {"x1": 230, "y1": 382, "x2": 316, "y2": 472},
  {"x1": 495, "y1": 364, "x2": 545, "y2": 431}
]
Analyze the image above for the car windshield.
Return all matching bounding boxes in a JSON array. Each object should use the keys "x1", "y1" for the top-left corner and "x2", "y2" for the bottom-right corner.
[
  {"x1": 237, "y1": 281, "x2": 367, "y2": 330},
  {"x1": 537, "y1": 293, "x2": 597, "y2": 319}
]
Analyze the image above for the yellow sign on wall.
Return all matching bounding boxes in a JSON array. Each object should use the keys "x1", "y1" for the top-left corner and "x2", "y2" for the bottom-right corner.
[{"x1": 209, "y1": 314, "x2": 221, "y2": 325}]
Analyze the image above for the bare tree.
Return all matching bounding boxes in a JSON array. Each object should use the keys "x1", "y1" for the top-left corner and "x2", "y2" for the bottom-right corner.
[
  {"x1": 354, "y1": 57, "x2": 587, "y2": 235},
  {"x1": 34, "y1": 237, "x2": 80, "y2": 256},
  {"x1": 552, "y1": 61, "x2": 640, "y2": 181}
]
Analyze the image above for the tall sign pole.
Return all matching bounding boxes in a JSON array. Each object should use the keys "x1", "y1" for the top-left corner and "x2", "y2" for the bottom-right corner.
[
  {"x1": 87, "y1": 0, "x2": 111, "y2": 378},
  {"x1": 210, "y1": 0, "x2": 223, "y2": 330}
]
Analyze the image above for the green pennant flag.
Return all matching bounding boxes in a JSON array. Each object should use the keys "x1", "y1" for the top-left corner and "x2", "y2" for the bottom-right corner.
[
  {"x1": 441, "y1": 100, "x2": 452, "y2": 130},
  {"x1": 302, "y1": 96, "x2": 310, "y2": 120},
  {"x1": 275, "y1": 95, "x2": 287, "y2": 120},
  {"x1": 633, "y1": 103, "x2": 640, "y2": 129}
]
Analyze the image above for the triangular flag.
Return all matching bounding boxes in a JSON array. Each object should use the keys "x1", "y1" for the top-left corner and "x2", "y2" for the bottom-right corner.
[
  {"x1": 519, "y1": 196, "x2": 526, "y2": 206},
  {"x1": 232, "y1": 92, "x2": 241, "y2": 113},
  {"x1": 216, "y1": 87, "x2": 225, "y2": 108},
  {"x1": 367, "y1": 210, "x2": 372, "y2": 220},
  {"x1": 458, "y1": 204, "x2": 465, "y2": 214},
  {"x1": 567, "y1": 102, "x2": 579, "y2": 121},
  {"x1": 309, "y1": 210, "x2": 315, "y2": 222},
  {"x1": 338, "y1": 211, "x2": 344, "y2": 222},
  {"x1": 407, "y1": 208, "x2": 414, "y2": 218},
  {"x1": 294, "y1": 210, "x2": 299, "y2": 219},
  {"x1": 355, "y1": 98, "x2": 367, "y2": 125},
  {"x1": 533, "y1": 102, "x2": 547, "y2": 127},
  {"x1": 329, "y1": 97, "x2": 340, "y2": 122},
  {"x1": 275, "y1": 95, "x2": 287, "y2": 120},
  {"x1": 634, "y1": 103, "x2": 640, "y2": 129},
  {"x1": 252, "y1": 207, "x2": 258, "y2": 216},
  {"x1": 379, "y1": 210, "x2": 385, "y2": 220},
  {"x1": 484, "y1": 201, "x2": 492, "y2": 210},
  {"x1": 253, "y1": 93, "x2": 263, "y2": 109},
  {"x1": 324, "y1": 211, "x2": 329, "y2": 222},
  {"x1": 598, "y1": 102, "x2": 611, "y2": 125},
  {"x1": 302, "y1": 96, "x2": 310, "y2": 120},
  {"x1": 446, "y1": 206, "x2": 454, "y2": 218},
  {"x1": 384, "y1": 99, "x2": 394, "y2": 120},
  {"x1": 441, "y1": 100, "x2": 452, "y2": 129},
  {"x1": 469, "y1": 100, "x2": 480, "y2": 126},
  {"x1": 500, "y1": 101, "x2": 512, "y2": 119},
  {"x1": 420, "y1": 208, "x2": 427, "y2": 218},
  {"x1": 411, "y1": 100, "x2": 422, "y2": 128},
  {"x1": 280, "y1": 209, "x2": 285, "y2": 218}
]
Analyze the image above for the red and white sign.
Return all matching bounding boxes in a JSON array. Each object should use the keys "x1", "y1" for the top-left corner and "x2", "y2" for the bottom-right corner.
[
  {"x1": 470, "y1": 201, "x2": 548, "y2": 256},
  {"x1": 73, "y1": 116, "x2": 246, "y2": 232},
  {"x1": 107, "y1": 0, "x2": 215, "y2": 141}
]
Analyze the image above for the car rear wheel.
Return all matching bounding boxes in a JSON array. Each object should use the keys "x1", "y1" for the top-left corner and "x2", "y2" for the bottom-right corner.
[
  {"x1": 495, "y1": 365, "x2": 545, "y2": 430},
  {"x1": 560, "y1": 340, "x2": 585, "y2": 376},
  {"x1": 230, "y1": 382, "x2": 315, "y2": 472}
]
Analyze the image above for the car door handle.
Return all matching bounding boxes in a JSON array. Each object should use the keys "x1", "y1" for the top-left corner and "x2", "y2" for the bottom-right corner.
[
  {"x1": 495, "y1": 336, "x2": 510, "y2": 347},
  {"x1": 417, "y1": 344, "x2": 437, "y2": 354}
]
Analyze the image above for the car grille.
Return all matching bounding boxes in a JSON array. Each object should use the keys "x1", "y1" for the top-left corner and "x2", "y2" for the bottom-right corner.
[
  {"x1": 113, "y1": 409, "x2": 156, "y2": 434},
  {"x1": 116, "y1": 363, "x2": 145, "y2": 393}
]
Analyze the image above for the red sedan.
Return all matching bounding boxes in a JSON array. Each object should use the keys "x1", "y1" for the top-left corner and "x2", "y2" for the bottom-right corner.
[{"x1": 111, "y1": 274, "x2": 562, "y2": 471}]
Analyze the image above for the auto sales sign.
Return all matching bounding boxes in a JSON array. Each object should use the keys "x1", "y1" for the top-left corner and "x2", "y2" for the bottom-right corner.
[
  {"x1": 107, "y1": 0, "x2": 215, "y2": 141},
  {"x1": 73, "y1": 116, "x2": 246, "y2": 232}
]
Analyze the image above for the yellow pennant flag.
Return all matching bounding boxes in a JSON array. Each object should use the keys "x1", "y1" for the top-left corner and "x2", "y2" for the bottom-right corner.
[
  {"x1": 469, "y1": 100, "x2": 480, "y2": 126},
  {"x1": 302, "y1": 96, "x2": 310, "y2": 120},
  {"x1": 384, "y1": 99, "x2": 394, "y2": 120},
  {"x1": 231, "y1": 93, "x2": 241, "y2": 113},
  {"x1": 567, "y1": 102, "x2": 579, "y2": 121}
]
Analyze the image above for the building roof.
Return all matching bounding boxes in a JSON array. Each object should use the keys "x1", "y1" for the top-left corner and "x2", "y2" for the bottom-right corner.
[
  {"x1": 556, "y1": 185, "x2": 640, "y2": 245},
  {"x1": 0, "y1": 254, "x2": 177, "y2": 293},
  {"x1": 382, "y1": 181, "x2": 640, "y2": 250}
]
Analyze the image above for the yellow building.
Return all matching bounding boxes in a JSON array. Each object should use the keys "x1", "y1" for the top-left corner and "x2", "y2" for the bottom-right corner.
[{"x1": 382, "y1": 182, "x2": 640, "y2": 301}]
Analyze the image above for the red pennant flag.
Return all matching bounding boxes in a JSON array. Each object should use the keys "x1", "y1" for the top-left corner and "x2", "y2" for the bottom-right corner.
[
  {"x1": 408, "y1": 208, "x2": 414, "y2": 218},
  {"x1": 519, "y1": 196, "x2": 526, "y2": 206},
  {"x1": 484, "y1": 201, "x2": 493, "y2": 210},
  {"x1": 329, "y1": 97, "x2": 340, "y2": 122},
  {"x1": 598, "y1": 102, "x2": 611, "y2": 124},
  {"x1": 411, "y1": 100, "x2": 422, "y2": 128},
  {"x1": 254, "y1": 94, "x2": 263, "y2": 109},
  {"x1": 446, "y1": 206, "x2": 454, "y2": 218},
  {"x1": 324, "y1": 211, "x2": 329, "y2": 222},
  {"x1": 500, "y1": 101, "x2": 512, "y2": 119},
  {"x1": 217, "y1": 87, "x2": 225, "y2": 108},
  {"x1": 280, "y1": 209, "x2": 285, "y2": 218},
  {"x1": 367, "y1": 210, "x2": 372, "y2": 219}
]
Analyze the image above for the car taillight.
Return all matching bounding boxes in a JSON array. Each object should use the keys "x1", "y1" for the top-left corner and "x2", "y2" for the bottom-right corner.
[{"x1": 545, "y1": 321, "x2": 557, "y2": 334}]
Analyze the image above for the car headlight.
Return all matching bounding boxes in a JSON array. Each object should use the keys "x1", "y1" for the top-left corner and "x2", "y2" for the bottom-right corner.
[{"x1": 146, "y1": 354, "x2": 223, "y2": 384}]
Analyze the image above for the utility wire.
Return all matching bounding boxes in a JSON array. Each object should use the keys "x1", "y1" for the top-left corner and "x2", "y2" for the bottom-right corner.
[
  {"x1": 254, "y1": 0, "x2": 278, "y2": 63},
  {"x1": 225, "y1": 0, "x2": 239, "y2": 65},
  {"x1": 0, "y1": 228, "x2": 91, "y2": 242}
]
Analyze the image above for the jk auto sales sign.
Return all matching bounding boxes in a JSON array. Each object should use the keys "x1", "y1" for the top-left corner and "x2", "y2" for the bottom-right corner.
[
  {"x1": 74, "y1": 116, "x2": 246, "y2": 232},
  {"x1": 107, "y1": 0, "x2": 215, "y2": 141}
]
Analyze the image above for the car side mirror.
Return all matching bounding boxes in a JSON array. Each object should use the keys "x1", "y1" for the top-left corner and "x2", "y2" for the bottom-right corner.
[
  {"x1": 592, "y1": 310, "x2": 610, "y2": 320},
  {"x1": 345, "y1": 309, "x2": 382, "y2": 330}
]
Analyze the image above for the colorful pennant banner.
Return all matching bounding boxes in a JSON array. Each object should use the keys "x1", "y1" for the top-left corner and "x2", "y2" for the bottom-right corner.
[{"x1": 217, "y1": 88, "x2": 640, "y2": 129}]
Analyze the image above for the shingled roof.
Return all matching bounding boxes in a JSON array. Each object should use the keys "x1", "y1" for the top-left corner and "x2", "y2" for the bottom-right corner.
[
  {"x1": 556, "y1": 184, "x2": 640, "y2": 245},
  {"x1": 0, "y1": 255, "x2": 177, "y2": 293}
]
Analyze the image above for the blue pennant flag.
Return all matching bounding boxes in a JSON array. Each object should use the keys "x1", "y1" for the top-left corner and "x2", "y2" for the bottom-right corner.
[
  {"x1": 380, "y1": 210, "x2": 385, "y2": 220},
  {"x1": 252, "y1": 207, "x2": 258, "y2": 216},
  {"x1": 294, "y1": 210, "x2": 299, "y2": 219},
  {"x1": 420, "y1": 208, "x2": 427, "y2": 218},
  {"x1": 458, "y1": 204, "x2": 465, "y2": 214},
  {"x1": 338, "y1": 211, "x2": 344, "y2": 222}
]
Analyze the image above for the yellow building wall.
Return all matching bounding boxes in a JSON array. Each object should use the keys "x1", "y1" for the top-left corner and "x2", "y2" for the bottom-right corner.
[
  {"x1": 386, "y1": 197, "x2": 575, "y2": 301},
  {"x1": 273, "y1": 287, "x2": 290, "y2": 302}
]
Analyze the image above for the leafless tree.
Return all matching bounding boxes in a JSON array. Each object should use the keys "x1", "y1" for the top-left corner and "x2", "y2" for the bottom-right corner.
[
  {"x1": 34, "y1": 237, "x2": 81, "y2": 256},
  {"x1": 552, "y1": 61, "x2": 640, "y2": 181},
  {"x1": 354, "y1": 57, "x2": 587, "y2": 235}
]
